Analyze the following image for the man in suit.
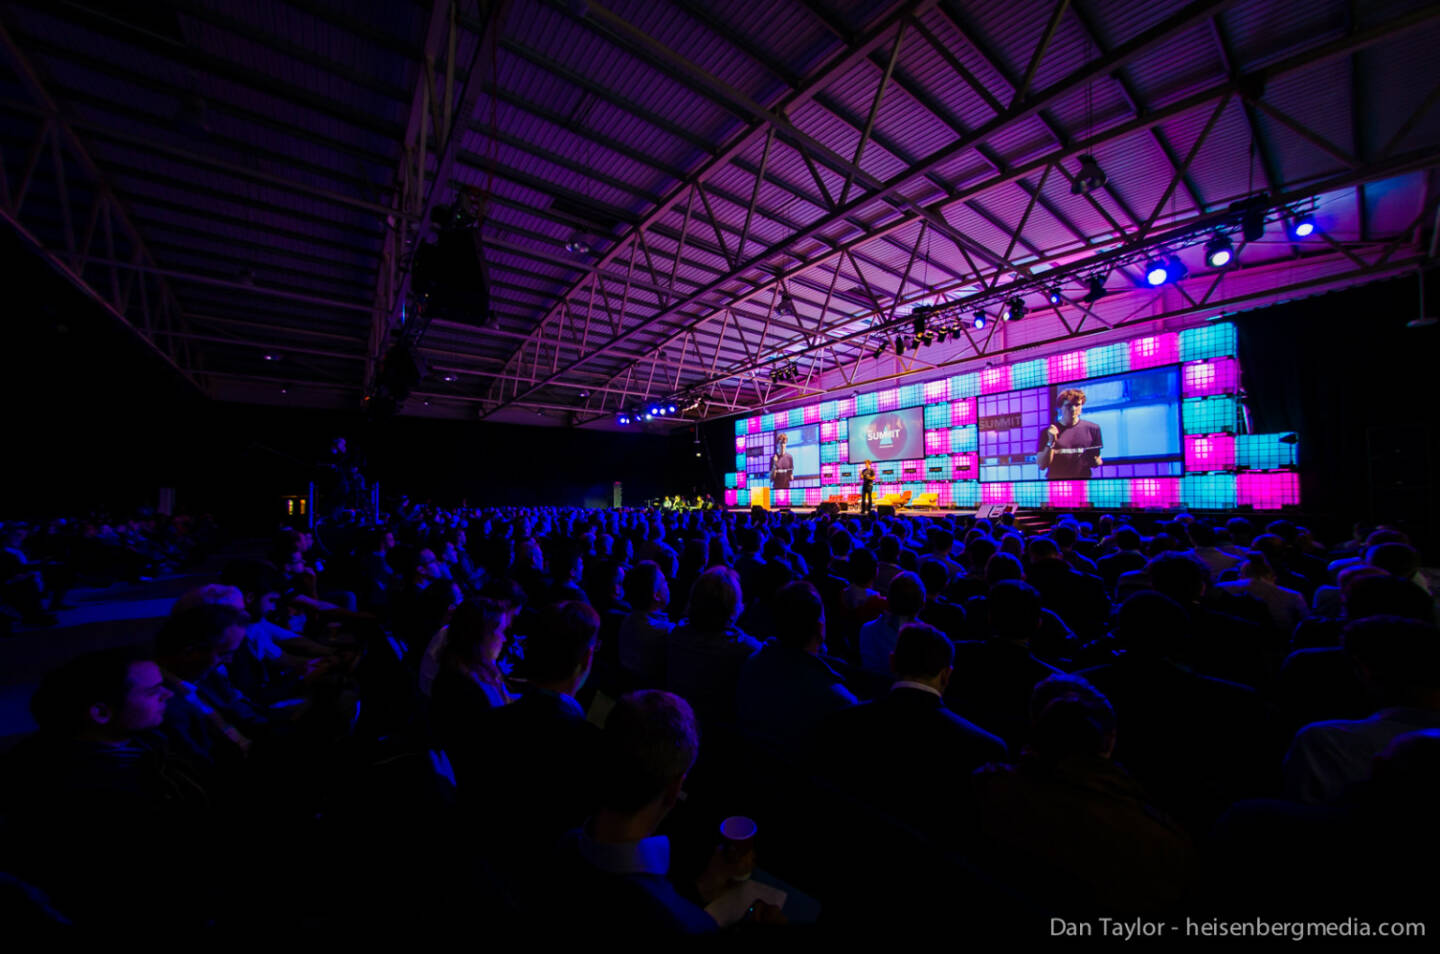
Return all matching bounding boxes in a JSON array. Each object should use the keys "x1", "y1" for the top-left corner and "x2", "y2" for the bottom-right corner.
[
  {"x1": 814, "y1": 623, "x2": 1007, "y2": 843},
  {"x1": 457, "y1": 601, "x2": 603, "y2": 868}
]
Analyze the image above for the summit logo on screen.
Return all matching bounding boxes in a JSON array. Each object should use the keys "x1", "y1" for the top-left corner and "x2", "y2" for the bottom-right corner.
[{"x1": 864, "y1": 413, "x2": 908, "y2": 454}]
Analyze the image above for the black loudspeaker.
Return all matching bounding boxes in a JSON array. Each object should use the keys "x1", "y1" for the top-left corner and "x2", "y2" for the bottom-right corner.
[
  {"x1": 876, "y1": 504, "x2": 896, "y2": 518},
  {"x1": 816, "y1": 501, "x2": 841, "y2": 517}
]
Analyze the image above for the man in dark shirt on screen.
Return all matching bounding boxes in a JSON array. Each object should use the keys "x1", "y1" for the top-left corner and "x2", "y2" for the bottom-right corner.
[
  {"x1": 1037, "y1": 388, "x2": 1102, "y2": 480},
  {"x1": 770, "y1": 433, "x2": 794, "y2": 491}
]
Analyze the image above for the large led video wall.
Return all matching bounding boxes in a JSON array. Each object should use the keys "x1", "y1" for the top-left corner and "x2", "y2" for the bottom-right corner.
[{"x1": 723, "y1": 322, "x2": 1301, "y2": 511}]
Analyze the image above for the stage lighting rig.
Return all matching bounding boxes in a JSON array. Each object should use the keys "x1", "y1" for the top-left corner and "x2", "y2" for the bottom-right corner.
[
  {"x1": 1002, "y1": 297, "x2": 1026, "y2": 321},
  {"x1": 1071, "y1": 154, "x2": 1107, "y2": 195},
  {"x1": 972, "y1": 310, "x2": 987, "y2": 329},
  {"x1": 1204, "y1": 234, "x2": 1234, "y2": 268}
]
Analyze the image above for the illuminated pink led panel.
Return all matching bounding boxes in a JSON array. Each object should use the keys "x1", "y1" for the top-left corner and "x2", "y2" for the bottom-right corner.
[
  {"x1": 982, "y1": 482, "x2": 1012, "y2": 505},
  {"x1": 803, "y1": 404, "x2": 821, "y2": 424},
  {"x1": 1237, "y1": 472, "x2": 1299, "y2": 509},
  {"x1": 820, "y1": 421, "x2": 839, "y2": 442},
  {"x1": 724, "y1": 489, "x2": 738, "y2": 507},
  {"x1": 879, "y1": 483, "x2": 901, "y2": 497},
  {"x1": 1129, "y1": 478, "x2": 1179, "y2": 508},
  {"x1": 821, "y1": 463, "x2": 838, "y2": 482},
  {"x1": 837, "y1": 443, "x2": 849, "y2": 462},
  {"x1": 1129, "y1": 333, "x2": 1179, "y2": 370},
  {"x1": 736, "y1": 472, "x2": 746, "y2": 488},
  {"x1": 1185, "y1": 434, "x2": 1235, "y2": 471},
  {"x1": 877, "y1": 388, "x2": 901, "y2": 411},
  {"x1": 923, "y1": 379, "x2": 950, "y2": 403},
  {"x1": 772, "y1": 489, "x2": 790, "y2": 507},
  {"x1": 924, "y1": 430, "x2": 948, "y2": 455},
  {"x1": 805, "y1": 488, "x2": 822, "y2": 505},
  {"x1": 837, "y1": 397, "x2": 857, "y2": 418},
  {"x1": 901, "y1": 461, "x2": 922, "y2": 477},
  {"x1": 980, "y1": 365, "x2": 1012, "y2": 394},
  {"x1": 949, "y1": 398, "x2": 976, "y2": 426},
  {"x1": 925, "y1": 481, "x2": 953, "y2": 506},
  {"x1": 1182, "y1": 357, "x2": 1239, "y2": 397},
  {"x1": 1047, "y1": 350, "x2": 1086, "y2": 383},
  {"x1": 747, "y1": 417, "x2": 761, "y2": 434},
  {"x1": 950, "y1": 453, "x2": 978, "y2": 478},
  {"x1": 734, "y1": 436, "x2": 746, "y2": 454},
  {"x1": 1048, "y1": 481, "x2": 1088, "y2": 508}
]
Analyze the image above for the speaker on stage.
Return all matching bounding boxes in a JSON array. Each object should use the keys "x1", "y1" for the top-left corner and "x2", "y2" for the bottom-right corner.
[{"x1": 876, "y1": 504, "x2": 896, "y2": 518}]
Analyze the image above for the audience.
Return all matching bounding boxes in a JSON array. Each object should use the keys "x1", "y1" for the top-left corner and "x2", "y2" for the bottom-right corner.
[{"x1": 5, "y1": 491, "x2": 1437, "y2": 932}]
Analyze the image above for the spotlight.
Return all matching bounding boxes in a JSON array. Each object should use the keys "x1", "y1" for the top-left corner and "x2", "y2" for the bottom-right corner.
[
  {"x1": 1003, "y1": 297, "x2": 1025, "y2": 321},
  {"x1": 936, "y1": 328, "x2": 949, "y2": 343},
  {"x1": 874, "y1": 340, "x2": 887, "y2": 358},
  {"x1": 619, "y1": 414, "x2": 630, "y2": 425},
  {"x1": 894, "y1": 336, "x2": 905, "y2": 355},
  {"x1": 442, "y1": 374, "x2": 457, "y2": 382},
  {"x1": 644, "y1": 412, "x2": 654, "y2": 420},
  {"x1": 1292, "y1": 215, "x2": 1316, "y2": 238},
  {"x1": 972, "y1": 310, "x2": 987, "y2": 329},
  {"x1": 1204, "y1": 234, "x2": 1234, "y2": 268},
  {"x1": 1070, "y1": 154, "x2": 1107, "y2": 195},
  {"x1": 1047, "y1": 287, "x2": 1063, "y2": 306},
  {"x1": 263, "y1": 353, "x2": 278, "y2": 362},
  {"x1": 1082, "y1": 275, "x2": 1108, "y2": 303},
  {"x1": 668, "y1": 404, "x2": 677, "y2": 413},
  {"x1": 1146, "y1": 259, "x2": 1170, "y2": 286},
  {"x1": 565, "y1": 238, "x2": 590, "y2": 255},
  {"x1": 776, "y1": 290, "x2": 797, "y2": 317},
  {"x1": 649, "y1": 405, "x2": 660, "y2": 416}
]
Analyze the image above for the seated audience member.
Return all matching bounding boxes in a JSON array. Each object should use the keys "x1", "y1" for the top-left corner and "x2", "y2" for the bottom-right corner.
[
  {"x1": 735, "y1": 559, "x2": 797, "y2": 644},
  {"x1": 152, "y1": 605, "x2": 254, "y2": 768},
  {"x1": 462, "y1": 602, "x2": 603, "y2": 857},
  {"x1": 858, "y1": 571, "x2": 924, "y2": 673},
  {"x1": 1290, "y1": 570, "x2": 1432, "y2": 651},
  {"x1": 665, "y1": 567, "x2": 761, "y2": 729},
  {"x1": 542, "y1": 539, "x2": 589, "y2": 607},
  {"x1": 1023, "y1": 537, "x2": 1108, "y2": 640},
  {"x1": 557, "y1": 691, "x2": 782, "y2": 935},
  {"x1": 1080, "y1": 592, "x2": 1280, "y2": 835},
  {"x1": 972, "y1": 675, "x2": 1192, "y2": 915},
  {"x1": 814, "y1": 623, "x2": 1005, "y2": 842},
  {"x1": 833, "y1": 548, "x2": 886, "y2": 655},
  {"x1": 875, "y1": 534, "x2": 904, "y2": 594},
  {"x1": 1, "y1": 526, "x2": 59, "y2": 626},
  {"x1": 1148, "y1": 551, "x2": 1273, "y2": 687},
  {"x1": 920, "y1": 527, "x2": 964, "y2": 583},
  {"x1": 736, "y1": 581, "x2": 857, "y2": 754},
  {"x1": 949, "y1": 537, "x2": 996, "y2": 602},
  {"x1": 948, "y1": 580, "x2": 1061, "y2": 749},
  {"x1": 1096, "y1": 527, "x2": 1146, "y2": 592},
  {"x1": 3, "y1": 649, "x2": 213, "y2": 925},
  {"x1": 916, "y1": 560, "x2": 966, "y2": 641},
  {"x1": 1283, "y1": 616, "x2": 1440, "y2": 804},
  {"x1": 616, "y1": 561, "x2": 674, "y2": 686},
  {"x1": 221, "y1": 561, "x2": 338, "y2": 693},
  {"x1": 1218, "y1": 552, "x2": 1309, "y2": 633},
  {"x1": 1210, "y1": 728, "x2": 1440, "y2": 918},
  {"x1": 1249, "y1": 534, "x2": 1312, "y2": 597},
  {"x1": 1051, "y1": 523, "x2": 1097, "y2": 576},
  {"x1": 1184, "y1": 522, "x2": 1241, "y2": 578},
  {"x1": 429, "y1": 598, "x2": 514, "y2": 751}
]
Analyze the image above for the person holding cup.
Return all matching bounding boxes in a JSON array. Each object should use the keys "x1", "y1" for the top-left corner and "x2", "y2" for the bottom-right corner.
[{"x1": 558, "y1": 691, "x2": 783, "y2": 935}]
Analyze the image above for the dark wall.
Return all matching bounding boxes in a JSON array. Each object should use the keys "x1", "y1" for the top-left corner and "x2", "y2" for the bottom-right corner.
[
  {"x1": 1234, "y1": 270, "x2": 1438, "y2": 549},
  {"x1": 1, "y1": 231, "x2": 708, "y2": 521}
]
